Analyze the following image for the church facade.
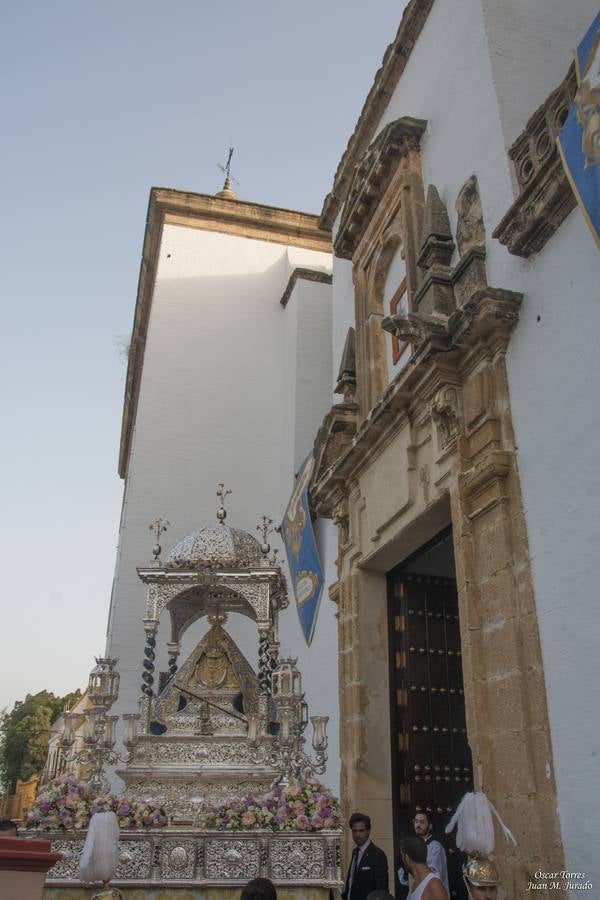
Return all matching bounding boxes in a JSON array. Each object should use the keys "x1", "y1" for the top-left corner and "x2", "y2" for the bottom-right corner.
[
  {"x1": 103, "y1": 1, "x2": 600, "y2": 896},
  {"x1": 310, "y1": 0, "x2": 600, "y2": 894}
]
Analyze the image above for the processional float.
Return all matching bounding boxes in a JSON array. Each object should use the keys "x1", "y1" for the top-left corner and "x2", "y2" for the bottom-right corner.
[{"x1": 44, "y1": 488, "x2": 341, "y2": 896}]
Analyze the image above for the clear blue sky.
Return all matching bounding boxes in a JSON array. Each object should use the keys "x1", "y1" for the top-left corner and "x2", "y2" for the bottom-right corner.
[{"x1": 0, "y1": 1, "x2": 407, "y2": 714}]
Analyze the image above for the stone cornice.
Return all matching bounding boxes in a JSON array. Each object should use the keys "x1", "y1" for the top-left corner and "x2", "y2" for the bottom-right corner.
[
  {"x1": 493, "y1": 64, "x2": 577, "y2": 257},
  {"x1": 334, "y1": 117, "x2": 427, "y2": 260},
  {"x1": 118, "y1": 188, "x2": 331, "y2": 478},
  {"x1": 319, "y1": 0, "x2": 435, "y2": 230},
  {"x1": 157, "y1": 188, "x2": 332, "y2": 251},
  {"x1": 280, "y1": 267, "x2": 332, "y2": 308}
]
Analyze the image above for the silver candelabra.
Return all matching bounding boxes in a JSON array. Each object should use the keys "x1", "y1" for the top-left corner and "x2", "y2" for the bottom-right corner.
[
  {"x1": 248, "y1": 658, "x2": 329, "y2": 780},
  {"x1": 61, "y1": 657, "x2": 139, "y2": 794}
]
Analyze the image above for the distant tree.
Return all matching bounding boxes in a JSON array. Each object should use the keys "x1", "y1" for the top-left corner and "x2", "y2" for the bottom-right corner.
[{"x1": 0, "y1": 689, "x2": 81, "y2": 792}]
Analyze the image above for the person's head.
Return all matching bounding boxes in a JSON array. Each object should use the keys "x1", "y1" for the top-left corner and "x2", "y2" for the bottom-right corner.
[
  {"x1": 413, "y1": 810, "x2": 433, "y2": 838},
  {"x1": 465, "y1": 886, "x2": 497, "y2": 900},
  {"x1": 240, "y1": 878, "x2": 277, "y2": 900},
  {"x1": 366, "y1": 892, "x2": 395, "y2": 900},
  {"x1": 399, "y1": 834, "x2": 427, "y2": 876},
  {"x1": 0, "y1": 818, "x2": 18, "y2": 837},
  {"x1": 463, "y1": 856, "x2": 499, "y2": 900},
  {"x1": 348, "y1": 812, "x2": 371, "y2": 847}
]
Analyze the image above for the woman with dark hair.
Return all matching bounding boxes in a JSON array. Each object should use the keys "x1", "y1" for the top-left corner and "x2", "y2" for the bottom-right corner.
[{"x1": 240, "y1": 877, "x2": 277, "y2": 900}]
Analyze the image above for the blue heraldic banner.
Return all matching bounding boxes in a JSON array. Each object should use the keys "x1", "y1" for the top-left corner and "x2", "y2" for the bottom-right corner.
[
  {"x1": 281, "y1": 456, "x2": 324, "y2": 646},
  {"x1": 558, "y1": 11, "x2": 600, "y2": 248}
]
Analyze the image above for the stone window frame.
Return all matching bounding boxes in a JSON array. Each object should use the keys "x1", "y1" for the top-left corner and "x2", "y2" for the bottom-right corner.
[
  {"x1": 355, "y1": 208, "x2": 421, "y2": 414},
  {"x1": 336, "y1": 119, "x2": 426, "y2": 417}
]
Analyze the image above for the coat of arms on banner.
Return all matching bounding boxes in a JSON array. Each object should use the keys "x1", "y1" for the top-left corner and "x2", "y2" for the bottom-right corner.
[
  {"x1": 558, "y1": 11, "x2": 600, "y2": 248},
  {"x1": 281, "y1": 456, "x2": 324, "y2": 646}
]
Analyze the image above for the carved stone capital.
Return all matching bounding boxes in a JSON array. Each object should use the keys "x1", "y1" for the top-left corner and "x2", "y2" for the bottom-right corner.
[{"x1": 459, "y1": 450, "x2": 512, "y2": 520}]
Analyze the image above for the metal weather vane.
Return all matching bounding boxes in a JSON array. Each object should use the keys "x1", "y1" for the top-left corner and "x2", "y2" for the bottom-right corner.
[{"x1": 217, "y1": 147, "x2": 240, "y2": 187}]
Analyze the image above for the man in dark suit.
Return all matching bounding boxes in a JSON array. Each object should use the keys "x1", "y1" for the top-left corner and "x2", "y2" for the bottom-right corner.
[{"x1": 342, "y1": 812, "x2": 389, "y2": 900}]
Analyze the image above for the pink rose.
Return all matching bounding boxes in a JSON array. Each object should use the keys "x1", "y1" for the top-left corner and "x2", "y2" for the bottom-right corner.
[{"x1": 296, "y1": 815, "x2": 309, "y2": 830}]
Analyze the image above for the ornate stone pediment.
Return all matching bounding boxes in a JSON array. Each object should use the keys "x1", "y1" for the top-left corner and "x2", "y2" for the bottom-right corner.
[{"x1": 334, "y1": 117, "x2": 427, "y2": 260}]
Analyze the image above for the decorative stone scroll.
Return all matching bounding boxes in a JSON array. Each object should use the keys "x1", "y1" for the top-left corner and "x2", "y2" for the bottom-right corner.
[{"x1": 493, "y1": 64, "x2": 577, "y2": 256}]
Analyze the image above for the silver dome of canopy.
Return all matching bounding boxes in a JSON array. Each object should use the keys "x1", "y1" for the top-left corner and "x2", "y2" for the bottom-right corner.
[{"x1": 165, "y1": 523, "x2": 262, "y2": 569}]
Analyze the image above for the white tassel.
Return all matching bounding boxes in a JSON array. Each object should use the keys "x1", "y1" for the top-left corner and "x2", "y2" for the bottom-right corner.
[
  {"x1": 79, "y1": 811, "x2": 120, "y2": 883},
  {"x1": 445, "y1": 792, "x2": 515, "y2": 855},
  {"x1": 487, "y1": 797, "x2": 516, "y2": 847}
]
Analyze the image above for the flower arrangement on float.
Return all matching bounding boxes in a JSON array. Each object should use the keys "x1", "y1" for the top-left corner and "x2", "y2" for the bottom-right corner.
[
  {"x1": 196, "y1": 778, "x2": 341, "y2": 832},
  {"x1": 25, "y1": 774, "x2": 168, "y2": 831}
]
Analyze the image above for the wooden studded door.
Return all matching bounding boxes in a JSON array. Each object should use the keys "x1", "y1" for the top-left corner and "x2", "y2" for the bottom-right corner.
[{"x1": 388, "y1": 571, "x2": 473, "y2": 897}]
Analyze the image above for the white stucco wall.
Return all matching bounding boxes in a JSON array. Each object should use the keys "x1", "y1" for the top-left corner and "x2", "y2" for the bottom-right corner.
[
  {"x1": 329, "y1": 0, "x2": 600, "y2": 877},
  {"x1": 504, "y1": 211, "x2": 600, "y2": 881},
  {"x1": 481, "y1": 0, "x2": 599, "y2": 149},
  {"x1": 278, "y1": 273, "x2": 340, "y2": 792},
  {"x1": 106, "y1": 222, "x2": 339, "y2": 789}
]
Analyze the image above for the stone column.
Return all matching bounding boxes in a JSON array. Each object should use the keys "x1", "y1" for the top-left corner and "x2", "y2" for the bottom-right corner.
[{"x1": 450, "y1": 343, "x2": 564, "y2": 894}]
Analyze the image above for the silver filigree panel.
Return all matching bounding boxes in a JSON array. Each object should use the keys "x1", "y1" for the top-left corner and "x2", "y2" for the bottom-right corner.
[
  {"x1": 160, "y1": 839, "x2": 197, "y2": 880},
  {"x1": 270, "y1": 839, "x2": 326, "y2": 880},
  {"x1": 133, "y1": 738, "x2": 259, "y2": 765},
  {"x1": 115, "y1": 840, "x2": 153, "y2": 880},
  {"x1": 45, "y1": 831, "x2": 342, "y2": 887},
  {"x1": 205, "y1": 838, "x2": 260, "y2": 880},
  {"x1": 47, "y1": 838, "x2": 84, "y2": 880}
]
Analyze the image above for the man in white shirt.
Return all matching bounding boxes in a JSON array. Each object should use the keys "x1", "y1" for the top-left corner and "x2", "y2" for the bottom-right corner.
[
  {"x1": 399, "y1": 836, "x2": 448, "y2": 900},
  {"x1": 398, "y1": 811, "x2": 449, "y2": 896}
]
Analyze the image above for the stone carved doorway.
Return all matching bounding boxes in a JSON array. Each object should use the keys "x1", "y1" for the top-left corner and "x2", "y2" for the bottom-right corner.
[{"x1": 387, "y1": 530, "x2": 473, "y2": 899}]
